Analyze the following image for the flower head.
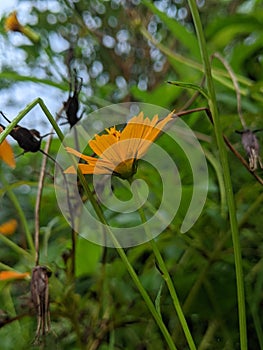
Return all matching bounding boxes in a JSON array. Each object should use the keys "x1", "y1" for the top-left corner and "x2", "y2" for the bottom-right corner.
[
  {"x1": 5, "y1": 11, "x2": 22, "y2": 32},
  {"x1": 65, "y1": 111, "x2": 173, "y2": 179},
  {"x1": 5, "y1": 11, "x2": 40, "y2": 44}
]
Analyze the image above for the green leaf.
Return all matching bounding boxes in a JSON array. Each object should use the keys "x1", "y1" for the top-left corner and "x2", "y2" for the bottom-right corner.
[
  {"x1": 142, "y1": 0, "x2": 200, "y2": 58},
  {"x1": 206, "y1": 14, "x2": 263, "y2": 49},
  {"x1": 167, "y1": 80, "x2": 209, "y2": 100}
]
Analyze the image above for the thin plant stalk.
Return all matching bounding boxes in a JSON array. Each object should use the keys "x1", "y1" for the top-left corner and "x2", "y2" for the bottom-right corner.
[
  {"x1": 34, "y1": 136, "x2": 51, "y2": 266},
  {"x1": 131, "y1": 180, "x2": 196, "y2": 350},
  {"x1": 33, "y1": 101, "x2": 65, "y2": 266},
  {"x1": 77, "y1": 172, "x2": 177, "y2": 350},
  {"x1": 212, "y1": 52, "x2": 247, "y2": 129},
  {"x1": 187, "y1": 1, "x2": 247, "y2": 349}
]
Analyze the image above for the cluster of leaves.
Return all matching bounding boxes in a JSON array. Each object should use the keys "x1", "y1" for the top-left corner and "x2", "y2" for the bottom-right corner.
[{"x1": 0, "y1": 0, "x2": 263, "y2": 349}]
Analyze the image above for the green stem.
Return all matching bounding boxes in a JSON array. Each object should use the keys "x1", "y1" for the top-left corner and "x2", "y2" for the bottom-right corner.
[
  {"x1": 1, "y1": 176, "x2": 35, "y2": 256},
  {"x1": 21, "y1": 26, "x2": 40, "y2": 44},
  {"x1": 150, "y1": 232, "x2": 196, "y2": 349},
  {"x1": 69, "y1": 166, "x2": 176, "y2": 348},
  {"x1": 131, "y1": 180, "x2": 196, "y2": 350},
  {"x1": 78, "y1": 174, "x2": 177, "y2": 350},
  {"x1": 187, "y1": 1, "x2": 247, "y2": 349},
  {"x1": 0, "y1": 262, "x2": 17, "y2": 271},
  {"x1": 0, "y1": 233, "x2": 31, "y2": 260},
  {"x1": 116, "y1": 244, "x2": 177, "y2": 350},
  {"x1": 0, "y1": 98, "x2": 64, "y2": 144}
]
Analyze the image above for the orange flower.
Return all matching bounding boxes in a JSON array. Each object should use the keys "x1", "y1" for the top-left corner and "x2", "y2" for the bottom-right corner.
[
  {"x1": 0, "y1": 271, "x2": 30, "y2": 281},
  {"x1": 0, "y1": 219, "x2": 17, "y2": 235},
  {"x1": 5, "y1": 11, "x2": 23, "y2": 32},
  {"x1": 65, "y1": 111, "x2": 173, "y2": 179},
  {"x1": 0, "y1": 126, "x2": 15, "y2": 168},
  {"x1": 5, "y1": 11, "x2": 40, "y2": 44}
]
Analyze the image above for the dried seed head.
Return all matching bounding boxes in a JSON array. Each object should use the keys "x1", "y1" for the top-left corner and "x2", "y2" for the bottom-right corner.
[{"x1": 237, "y1": 129, "x2": 263, "y2": 171}]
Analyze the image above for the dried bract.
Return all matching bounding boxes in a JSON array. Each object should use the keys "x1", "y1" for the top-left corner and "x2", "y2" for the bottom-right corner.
[{"x1": 30, "y1": 266, "x2": 52, "y2": 344}]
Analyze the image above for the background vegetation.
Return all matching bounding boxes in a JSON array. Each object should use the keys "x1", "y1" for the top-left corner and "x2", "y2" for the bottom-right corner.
[{"x1": 0, "y1": 0, "x2": 263, "y2": 349}]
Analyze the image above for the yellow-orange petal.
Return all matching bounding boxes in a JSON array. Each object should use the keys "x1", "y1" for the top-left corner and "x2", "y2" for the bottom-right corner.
[
  {"x1": 0, "y1": 131, "x2": 16, "y2": 168},
  {"x1": 65, "y1": 159, "x2": 114, "y2": 175},
  {"x1": 89, "y1": 133, "x2": 119, "y2": 159},
  {"x1": 79, "y1": 162, "x2": 113, "y2": 174},
  {"x1": 66, "y1": 146, "x2": 111, "y2": 166},
  {"x1": 0, "y1": 271, "x2": 30, "y2": 281},
  {"x1": 121, "y1": 112, "x2": 156, "y2": 143},
  {"x1": 139, "y1": 112, "x2": 173, "y2": 156},
  {"x1": 0, "y1": 219, "x2": 17, "y2": 235},
  {"x1": 65, "y1": 110, "x2": 174, "y2": 179},
  {"x1": 120, "y1": 111, "x2": 173, "y2": 159},
  {"x1": 64, "y1": 165, "x2": 77, "y2": 174},
  {"x1": 65, "y1": 146, "x2": 95, "y2": 163},
  {"x1": 156, "y1": 111, "x2": 174, "y2": 132},
  {"x1": 64, "y1": 164, "x2": 97, "y2": 174}
]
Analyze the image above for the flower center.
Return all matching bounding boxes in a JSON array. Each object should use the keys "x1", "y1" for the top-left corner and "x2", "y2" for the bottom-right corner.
[
  {"x1": 106, "y1": 126, "x2": 121, "y2": 140},
  {"x1": 113, "y1": 158, "x2": 137, "y2": 179}
]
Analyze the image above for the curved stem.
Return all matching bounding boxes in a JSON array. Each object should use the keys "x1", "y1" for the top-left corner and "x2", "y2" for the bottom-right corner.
[
  {"x1": 212, "y1": 52, "x2": 247, "y2": 129},
  {"x1": 0, "y1": 98, "x2": 64, "y2": 145},
  {"x1": 131, "y1": 179, "x2": 196, "y2": 350},
  {"x1": 80, "y1": 174, "x2": 177, "y2": 349},
  {"x1": 187, "y1": 1, "x2": 247, "y2": 349},
  {"x1": 116, "y1": 243, "x2": 177, "y2": 350}
]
